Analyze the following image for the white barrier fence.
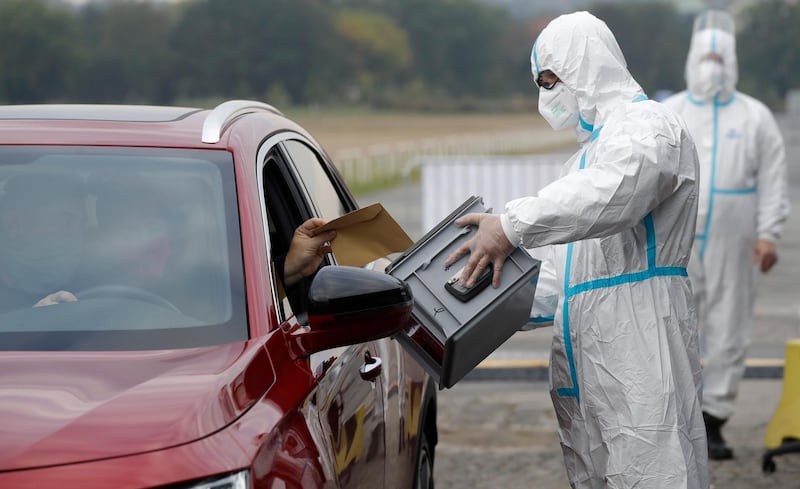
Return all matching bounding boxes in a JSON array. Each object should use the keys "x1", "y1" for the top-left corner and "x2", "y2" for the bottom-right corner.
[{"x1": 419, "y1": 154, "x2": 569, "y2": 231}]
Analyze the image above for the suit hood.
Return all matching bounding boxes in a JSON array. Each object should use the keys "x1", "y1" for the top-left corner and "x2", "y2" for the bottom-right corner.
[
  {"x1": 685, "y1": 27, "x2": 738, "y2": 102},
  {"x1": 531, "y1": 11, "x2": 645, "y2": 130}
]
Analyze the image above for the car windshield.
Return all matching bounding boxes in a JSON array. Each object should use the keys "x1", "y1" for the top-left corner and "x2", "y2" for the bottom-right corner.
[{"x1": 0, "y1": 146, "x2": 247, "y2": 351}]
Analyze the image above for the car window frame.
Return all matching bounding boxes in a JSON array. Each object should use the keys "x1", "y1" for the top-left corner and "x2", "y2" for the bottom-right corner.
[
  {"x1": 256, "y1": 132, "x2": 357, "y2": 327},
  {"x1": 280, "y1": 139, "x2": 354, "y2": 221}
]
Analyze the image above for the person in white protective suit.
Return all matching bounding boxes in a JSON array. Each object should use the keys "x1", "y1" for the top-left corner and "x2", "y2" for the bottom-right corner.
[
  {"x1": 662, "y1": 10, "x2": 790, "y2": 461},
  {"x1": 445, "y1": 11, "x2": 710, "y2": 488}
]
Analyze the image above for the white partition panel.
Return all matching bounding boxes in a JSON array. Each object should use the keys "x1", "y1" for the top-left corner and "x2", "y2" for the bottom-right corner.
[{"x1": 420, "y1": 154, "x2": 569, "y2": 232}]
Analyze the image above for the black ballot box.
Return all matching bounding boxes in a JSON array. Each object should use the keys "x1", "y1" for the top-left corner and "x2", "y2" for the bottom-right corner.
[{"x1": 386, "y1": 196, "x2": 541, "y2": 389}]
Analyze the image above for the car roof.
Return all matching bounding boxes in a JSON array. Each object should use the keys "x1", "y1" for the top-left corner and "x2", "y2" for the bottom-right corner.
[{"x1": 0, "y1": 100, "x2": 294, "y2": 149}]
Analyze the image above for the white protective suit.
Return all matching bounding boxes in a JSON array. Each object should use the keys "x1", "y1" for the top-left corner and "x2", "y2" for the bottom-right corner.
[
  {"x1": 662, "y1": 16, "x2": 790, "y2": 420},
  {"x1": 511, "y1": 12, "x2": 709, "y2": 488}
]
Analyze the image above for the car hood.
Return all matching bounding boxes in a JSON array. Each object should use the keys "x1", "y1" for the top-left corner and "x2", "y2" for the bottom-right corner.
[{"x1": 0, "y1": 341, "x2": 275, "y2": 470}]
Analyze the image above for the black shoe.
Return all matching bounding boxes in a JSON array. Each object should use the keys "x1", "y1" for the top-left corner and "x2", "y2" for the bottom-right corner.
[{"x1": 703, "y1": 412, "x2": 734, "y2": 460}]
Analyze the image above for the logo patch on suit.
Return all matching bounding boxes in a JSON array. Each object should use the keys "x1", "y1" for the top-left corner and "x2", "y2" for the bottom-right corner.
[{"x1": 726, "y1": 128, "x2": 741, "y2": 139}]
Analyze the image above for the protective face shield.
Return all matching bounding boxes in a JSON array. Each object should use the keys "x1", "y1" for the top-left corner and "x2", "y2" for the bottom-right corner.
[
  {"x1": 538, "y1": 82, "x2": 580, "y2": 131},
  {"x1": 693, "y1": 9, "x2": 735, "y2": 34},
  {"x1": 685, "y1": 10, "x2": 738, "y2": 101}
]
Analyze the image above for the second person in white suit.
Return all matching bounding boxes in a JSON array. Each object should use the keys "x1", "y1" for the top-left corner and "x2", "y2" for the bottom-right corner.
[{"x1": 662, "y1": 9, "x2": 790, "y2": 461}]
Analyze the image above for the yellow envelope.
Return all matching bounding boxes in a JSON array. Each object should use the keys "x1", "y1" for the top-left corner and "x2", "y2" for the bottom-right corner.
[{"x1": 317, "y1": 203, "x2": 413, "y2": 267}]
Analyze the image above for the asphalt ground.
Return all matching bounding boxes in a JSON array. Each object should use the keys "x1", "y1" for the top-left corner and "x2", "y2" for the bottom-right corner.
[
  {"x1": 357, "y1": 114, "x2": 800, "y2": 487},
  {"x1": 432, "y1": 379, "x2": 800, "y2": 489}
]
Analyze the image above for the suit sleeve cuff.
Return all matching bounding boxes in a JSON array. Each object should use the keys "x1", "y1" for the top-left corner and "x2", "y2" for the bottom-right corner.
[{"x1": 501, "y1": 213, "x2": 522, "y2": 247}]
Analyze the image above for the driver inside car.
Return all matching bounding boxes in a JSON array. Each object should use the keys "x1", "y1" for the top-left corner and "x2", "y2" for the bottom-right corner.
[
  {"x1": 91, "y1": 179, "x2": 173, "y2": 289},
  {"x1": 0, "y1": 171, "x2": 337, "y2": 314},
  {"x1": 0, "y1": 172, "x2": 88, "y2": 311}
]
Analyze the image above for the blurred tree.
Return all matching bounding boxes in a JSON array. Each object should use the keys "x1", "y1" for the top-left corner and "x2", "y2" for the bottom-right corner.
[
  {"x1": 75, "y1": 0, "x2": 178, "y2": 103},
  {"x1": 491, "y1": 18, "x2": 538, "y2": 99},
  {"x1": 0, "y1": 0, "x2": 80, "y2": 103},
  {"x1": 334, "y1": 8, "x2": 411, "y2": 102},
  {"x1": 171, "y1": 0, "x2": 348, "y2": 105},
  {"x1": 737, "y1": 0, "x2": 800, "y2": 108},
  {"x1": 589, "y1": 3, "x2": 692, "y2": 96},
  {"x1": 1, "y1": 0, "x2": 794, "y2": 111},
  {"x1": 385, "y1": 0, "x2": 509, "y2": 98}
]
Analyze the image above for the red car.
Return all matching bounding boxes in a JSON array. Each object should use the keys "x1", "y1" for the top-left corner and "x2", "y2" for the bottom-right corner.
[{"x1": 0, "y1": 101, "x2": 437, "y2": 488}]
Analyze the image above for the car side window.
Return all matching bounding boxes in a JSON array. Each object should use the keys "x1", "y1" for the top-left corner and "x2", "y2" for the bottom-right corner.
[
  {"x1": 262, "y1": 147, "x2": 314, "y2": 324},
  {"x1": 262, "y1": 138, "x2": 356, "y2": 325},
  {"x1": 282, "y1": 140, "x2": 349, "y2": 221}
]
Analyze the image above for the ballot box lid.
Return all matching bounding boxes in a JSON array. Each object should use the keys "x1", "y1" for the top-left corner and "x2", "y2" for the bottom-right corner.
[{"x1": 386, "y1": 196, "x2": 540, "y2": 388}]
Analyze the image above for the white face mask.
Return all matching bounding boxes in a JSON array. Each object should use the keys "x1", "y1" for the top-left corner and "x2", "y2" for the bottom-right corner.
[
  {"x1": 694, "y1": 60, "x2": 725, "y2": 99},
  {"x1": 538, "y1": 83, "x2": 579, "y2": 131}
]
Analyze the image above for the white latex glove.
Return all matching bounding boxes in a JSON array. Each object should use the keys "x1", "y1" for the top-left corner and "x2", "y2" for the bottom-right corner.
[
  {"x1": 444, "y1": 213, "x2": 515, "y2": 288},
  {"x1": 34, "y1": 290, "x2": 78, "y2": 308}
]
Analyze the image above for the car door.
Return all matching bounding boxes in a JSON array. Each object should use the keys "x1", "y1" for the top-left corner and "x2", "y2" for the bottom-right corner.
[{"x1": 259, "y1": 134, "x2": 387, "y2": 488}]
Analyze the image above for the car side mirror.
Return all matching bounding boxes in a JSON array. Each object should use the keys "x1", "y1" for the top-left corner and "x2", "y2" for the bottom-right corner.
[{"x1": 285, "y1": 266, "x2": 413, "y2": 357}]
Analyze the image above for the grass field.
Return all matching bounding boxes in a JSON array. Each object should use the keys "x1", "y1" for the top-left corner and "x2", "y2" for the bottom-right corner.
[
  {"x1": 281, "y1": 108, "x2": 578, "y2": 195},
  {"x1": 180, "y1": 100, "x2": 573, "y2": 155},
  {"x1": 285, "y1": 108, "x2": 560, "y2": 154},
  {"x1": 179, "y1": 100, "x2": 577, "y2": 193}
]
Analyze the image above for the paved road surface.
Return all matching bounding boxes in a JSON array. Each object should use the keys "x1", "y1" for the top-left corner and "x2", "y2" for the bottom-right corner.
[{"x1": 433, "y1": 379, "x2": 800, "y2": 489}]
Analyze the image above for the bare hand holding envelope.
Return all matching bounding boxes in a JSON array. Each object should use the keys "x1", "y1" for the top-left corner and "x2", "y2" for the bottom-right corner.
[{"x1": 316, "y1": 203, "x2": 413, "y2": 268}]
